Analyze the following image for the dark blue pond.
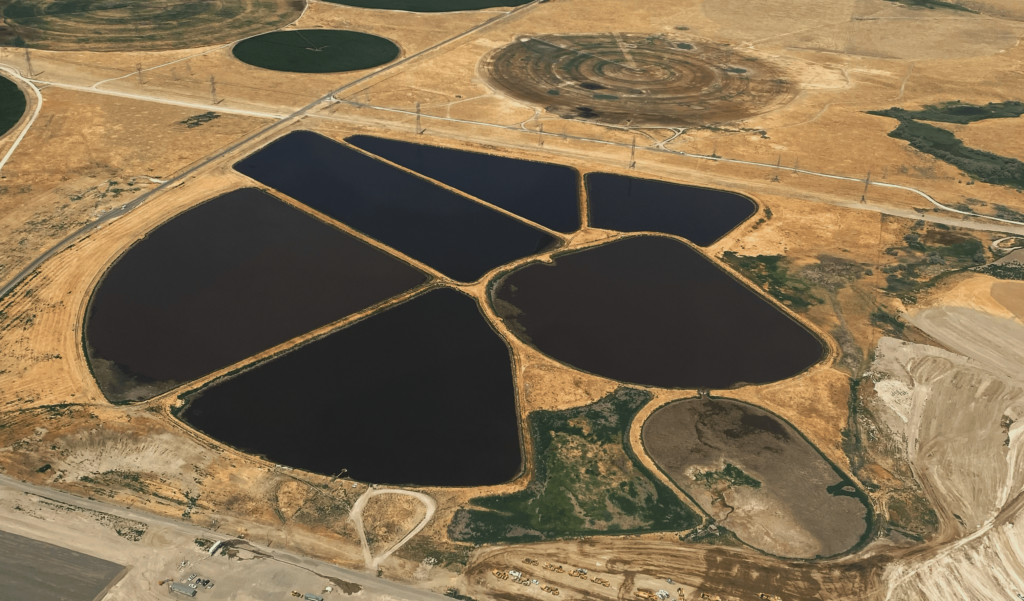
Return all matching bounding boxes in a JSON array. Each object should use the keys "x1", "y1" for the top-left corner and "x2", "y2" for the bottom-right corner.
[
  {"x1": 586, "y1": 173, "x2": 756, "y2": 246},
  {"x1": 234, "y1": 131, "x2": 557, "y2": 282},
  {"x1": 181, "y1": 288, "x2": 521, "y2": 486},
  {"x1": 86, "y1": 188, "x2": 427, "y2": 403},
  {"x1": 347, "y1": 135, "x2": 581, "y2": 233},
  {"x1": 493, "y1": 236, "x2": 824, "y2": 389}
]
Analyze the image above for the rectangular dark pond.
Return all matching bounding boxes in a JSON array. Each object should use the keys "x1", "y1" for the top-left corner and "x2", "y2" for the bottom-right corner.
[
  {"x1": 493, "y1": 235, "x2": 824, "y2": 389},
  {"x1": 586, "y1": 173, "x2": 756, "y2": 246},
  {"x1": 181, "y1": 288, "x2": 521, "y2": 487},
  {"x1": 86, "y1": 188, "x2": 427, "y2": 403},
  {"x1": 234, "y1": 131, "x2": 558, "y2": 282},
  {"x1": 0, "y1": 529, "x2": 126, "y2": 601},
  {"x1": 346, "y1": 135, "x2": 581, "y2": 233}
]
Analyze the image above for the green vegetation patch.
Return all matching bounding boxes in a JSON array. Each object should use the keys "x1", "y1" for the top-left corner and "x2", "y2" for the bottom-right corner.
[
  {"x1": 447, "y1": 388, "x2": 699, "y2": 543},
  {"x1": 232, "y1": 30, "x2": 399, "y2": 73},
  {"x1": 0, "y1": 75, "x2": 27, "y2": 138},
  {"x1": 883, "y1": 0, "x2": 975, "y2": 12},
  {"x1": 879, "y1": 223, "x2": 986, "y2": 300},
  {"x1": 321, "y1": 0, "x2": 530, "y2": 11},
  {"x1": 180, "y1": 112, "x2": 220, "y2": 129},
  {"x1": 720, "y1": 252, "x2": 821, "y2": 310},
  {"x1": 692, "y1": 463, "x2": 761, "y2": 489},
  {"x1": 974, "y1": 262, "x2": 1024, "y2": 280},
  {"x1": 869, "y1": 102, "x2": 1024, "y2": 189}
]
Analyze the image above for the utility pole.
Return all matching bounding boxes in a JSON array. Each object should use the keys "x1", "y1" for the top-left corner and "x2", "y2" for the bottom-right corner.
[
  {"x1": 538, "y1": 121, "x2": 544, "y2": 147},
  {"x1": 861, "y1": 170, "x2": 871, "y2": 203},
  {"x1": 24, "y1": 48, "x2": 33, "y2": 78},
  {"x1": 136, "y1": 63, "x2": 145, "y2": 85},
  {"x1": 771, "y1": 154, "x2": 782, "y2": 182},
  {"x1": 629, "y1": 136, "x2": 636, "y2": 169},
  {"x1": 209, "y1": 75, "x2": 217, "y2": 105},
  {"x1": 185, "y1": 61, "x2": 193, "y2": 77},
  {"x1": 415, "y1": 102, "x2": 422, "y2": 134}
]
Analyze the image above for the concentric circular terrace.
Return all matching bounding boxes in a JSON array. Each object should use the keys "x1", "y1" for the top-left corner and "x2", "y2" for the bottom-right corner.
[{"x1": 483, "y1": 33, "x2": 796, "y2": 127}]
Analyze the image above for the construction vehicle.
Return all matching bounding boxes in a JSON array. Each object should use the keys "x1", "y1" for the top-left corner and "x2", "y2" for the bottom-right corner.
[
  {"x1": 491, "y1": 570, "x2": 509, "y2": 580},
  {"x1": 699, "y1": 593, "x2": 722, "y2": 601},
  {"x1": 523, "y1": 558, "x2": 539, "y2": 566},
  {"x1": 635, "y1": 589, "x2": 659, "y2": 600},
  {"x1": 554, "y1": 565, "x2": 564, "y2": 573},
  {"x1": 592, "y1": 577, "x2": 611, "y2": 587},
  {"x1": 541, "y1": 585, "x2": 560, "y2": 595},
  {"x1": 291, "y1": 592, "x2": 302, "y2": 598},
  {"x1": 758, "y1": 594, "x2": 782, "y2": 601},
  {"x1": 509, "y1": 570, "x2": 523, "y2": 580},
  {"x1": 656, "y1": 590, "x2": 670, "y2": 600},
  {"x1": 570, "y1": 568, "x2": 588, "y2": 578}
]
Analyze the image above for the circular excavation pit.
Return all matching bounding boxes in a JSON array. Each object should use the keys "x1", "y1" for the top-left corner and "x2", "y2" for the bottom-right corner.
[{"x1": 483, "y1": 33, "x2": 796, "y2": 127}]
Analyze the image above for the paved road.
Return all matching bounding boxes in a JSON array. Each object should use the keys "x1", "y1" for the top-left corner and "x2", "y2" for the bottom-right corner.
[{"x1": 0, "y1": 474, "x2": 453, "y2": 601}]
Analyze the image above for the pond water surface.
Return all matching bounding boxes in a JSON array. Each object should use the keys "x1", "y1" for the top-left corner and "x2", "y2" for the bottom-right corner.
[
  {"x1": 181, "y1": 288, "x2": 521, "y2": 486},
  {"x1": 586, "y1": 173, "x2": 756, "y2": 246},
  {"x1": 86, "y1": 188, "x2": 426, "y2": 402},
  {"x1": 493, "y1": 236, "x2": 823, "y2": 389},
  {"x1": 235, "y1": 131, "x2": 557, "y2": 282},
  {"x1": 347, "y1": 135, "x2": 581, "y2": 233}
]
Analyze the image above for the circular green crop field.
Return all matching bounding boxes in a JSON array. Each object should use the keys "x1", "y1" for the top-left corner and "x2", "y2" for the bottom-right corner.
[
  {"x1": 321, "y1": 0, "x2": 530, "y2": 11},
  {"x1": 232, "y1": 30, "x2": 400, "y2": 73},
  {"x1": 0, "y1": 75, "x2": 27, "y2": 138}
]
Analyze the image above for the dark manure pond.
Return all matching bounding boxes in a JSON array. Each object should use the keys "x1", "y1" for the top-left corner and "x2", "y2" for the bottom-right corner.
[
  {"x1": 492, "y1": 236, "x2": 823, "y2": 389},
  {"x1": 586, "y1": 173, "x2": 756, "y2": 246},
  {"x1": 232, "y1": 30, "x2": 399, "y2": 73},
  {"x1": 86, "y1": 188, "x2": 426, "y2": 403},
  {"x1": 180, "y1": 288, "x2": 521, "y2": 486},
  {"x1": 235, "y1": 131, "x2": 557, "y2": 282},
  {"x1": 0, "y1": 74, "x2": 27, "y2": 137},
  {"x1": 643, "y1": 397, "x2": 871, "y2": 558},
  {"x1": 347, "y1": 135, "x2": 581, "y2": 233}
]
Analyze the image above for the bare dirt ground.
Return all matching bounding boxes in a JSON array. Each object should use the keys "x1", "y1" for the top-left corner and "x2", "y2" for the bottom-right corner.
[{"x1": 2, "y1": 0, "x2": 1024, "y2": 599}]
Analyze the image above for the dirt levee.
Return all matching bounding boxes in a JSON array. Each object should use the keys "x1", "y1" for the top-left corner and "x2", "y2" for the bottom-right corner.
[{"x1": 483, "y1": 34, "x2": 795, "y2": 127}]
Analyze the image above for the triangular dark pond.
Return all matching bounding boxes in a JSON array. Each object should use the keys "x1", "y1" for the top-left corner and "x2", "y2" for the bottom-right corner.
[
  {"x1": 492, "y1": 236, "x2": 824, "y2": 389},
  {"x1": 180, "y1": 288, "x2": 521, "y2": 486}
]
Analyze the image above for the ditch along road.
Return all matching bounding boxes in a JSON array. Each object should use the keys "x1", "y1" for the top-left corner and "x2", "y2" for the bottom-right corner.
[
  {"x1": 0, "y1": 0, "x2": 546, "y2": 301},
  {"x1": 0, "y1": 474, "x2": 451, "y2": 601}
]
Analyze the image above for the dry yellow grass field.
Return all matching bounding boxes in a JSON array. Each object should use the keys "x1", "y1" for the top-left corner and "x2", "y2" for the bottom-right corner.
[{"x1": 2, "y1": 0, "x2": 1024, "y2": 599}]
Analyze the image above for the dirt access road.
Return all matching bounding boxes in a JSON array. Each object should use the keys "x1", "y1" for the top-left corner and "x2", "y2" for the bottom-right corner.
[{"x1": 0, "y1": 474, "x2": 450, "y2": 601}]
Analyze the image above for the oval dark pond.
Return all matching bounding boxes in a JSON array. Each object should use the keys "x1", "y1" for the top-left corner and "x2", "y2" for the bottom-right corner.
[
  {"x1": 233, "y1": 30, "x2": 399, "y2": 73},
  {"x1": 181, "y1": 288, "x2": 521, "y2": 486},
  {"x1": 322, "y1": 0, "x2": 531, "y2": 11},
  {"x1": 586, "y1": 173, "x2": 756, "y2": 246},
  {"x1": 86, "y1": 188, "x2": 426, "y2": 403},
  {"x1": 643, "y1": 398, "x2": 870, "y2": 558},
  {"x1": 492, "y1": 236, "x2": 824, "y2": 389},
  {"x1": 347, "y1": 135, "x2": 581, "y2": 233},
  {"x1": 234, "y1": 131, "x2": 557, "y2": 282}
]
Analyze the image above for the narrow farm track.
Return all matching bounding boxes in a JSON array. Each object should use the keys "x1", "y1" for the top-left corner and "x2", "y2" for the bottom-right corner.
[{"x1": 349, "y1": 488, "x2": 436, "y2": 569}]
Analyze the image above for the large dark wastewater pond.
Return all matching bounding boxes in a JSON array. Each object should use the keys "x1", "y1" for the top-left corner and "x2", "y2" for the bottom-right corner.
[
  {"x1": 234, "y1": 131, "x2": 557, "y2": 282},
  {"x1": 643, "y1": 398, "x2": 870, "y2": 558},
  {"x1": 586, "y1": 173, "x2": 756, "y2": 246},
  {"x1": 86, "y1": 188, "x2": 426, "y2": 403},
  {"x1": 181, "y1": 288, "x2": 521, "y2": 486},
  {"x1": 493, "y1": 236, "x2": 823, "y2": 389},
  {"x1": 347, "y1": 135, "x2": 581, "y2": 233}
]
